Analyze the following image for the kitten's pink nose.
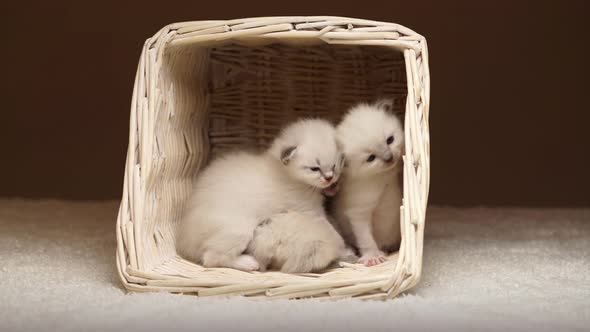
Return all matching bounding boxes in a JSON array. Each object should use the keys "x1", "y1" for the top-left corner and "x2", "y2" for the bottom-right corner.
[{"x1": 324, "y1": 174, "x2": 333, "y2": 182}]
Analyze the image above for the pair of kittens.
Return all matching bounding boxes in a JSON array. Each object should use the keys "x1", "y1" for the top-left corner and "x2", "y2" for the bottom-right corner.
[{"x1": 177, "y1": 100, "x2": 404, "y2": 273}]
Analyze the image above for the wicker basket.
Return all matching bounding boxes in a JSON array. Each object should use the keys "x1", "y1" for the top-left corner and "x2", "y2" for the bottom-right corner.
[{"x1": 116, "y1": 16, "x2": 430, "y2": 300}]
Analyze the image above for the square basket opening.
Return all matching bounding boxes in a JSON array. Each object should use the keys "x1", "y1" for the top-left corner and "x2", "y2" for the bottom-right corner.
[{"x1": 117, "y1": 17, "x2": 430, "y2": 300}]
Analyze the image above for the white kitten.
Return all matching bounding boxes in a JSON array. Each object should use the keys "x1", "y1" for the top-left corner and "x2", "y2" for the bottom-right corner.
[
  {"x1": 247, "y1": 210, "x2": 346, "y2": 273},
  {"x1": 332, "y1": 100, "x2": 404, "y2": 266},
  {"x1": 177, "y1": 119, "x2": 344, "y2": 271}
]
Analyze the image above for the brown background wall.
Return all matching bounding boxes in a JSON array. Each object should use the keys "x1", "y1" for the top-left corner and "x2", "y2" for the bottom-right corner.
[{"x1": 2, "y1": 0, "x2": 589, "y2": 206}]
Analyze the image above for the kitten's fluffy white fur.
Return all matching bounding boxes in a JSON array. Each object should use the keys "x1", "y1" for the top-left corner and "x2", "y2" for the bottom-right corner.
[
  {"x1": 177, "y1": 119, "x2": 344, "y2": 272},
  {"x1": 247, "y1": 210, "x2": 346, "y2": 273},
  {"x1": 332, "y1": 100, "x2": 404, "y2": 266}
]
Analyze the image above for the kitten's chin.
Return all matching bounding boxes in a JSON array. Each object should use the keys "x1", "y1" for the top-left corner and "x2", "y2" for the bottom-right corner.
[
  {"x1": 382, "y1": 160, "x2": 400, "y2": 173},
  {"x1": 321, "y1": 181, "x2": 340, "y2": 197}
]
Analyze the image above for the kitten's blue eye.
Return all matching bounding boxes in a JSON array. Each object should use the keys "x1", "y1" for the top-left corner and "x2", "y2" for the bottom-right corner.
[
  {"x1": 366, "y1": 154, "x2": 376, "y2": 162},
  {"x1": 386, "y1": 136, "x2": 394, "y2": 145},
  {"x1": 310, "y1": 167, "x2": 320, "y2": 172}
]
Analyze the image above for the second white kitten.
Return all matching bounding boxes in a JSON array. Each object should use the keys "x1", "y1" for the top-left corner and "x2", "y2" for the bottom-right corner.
[{"x1": 332, "y1": 100, "x2": 404, "y2": 266}]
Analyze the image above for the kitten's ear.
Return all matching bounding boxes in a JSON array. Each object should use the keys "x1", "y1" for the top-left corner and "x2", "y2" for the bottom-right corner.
[
  {"x1": 374, "y1": 98, "x2": 394, "y2": 112},
  {"x1": 280, "y1": 146, "x2": 297, "y2": 165}
]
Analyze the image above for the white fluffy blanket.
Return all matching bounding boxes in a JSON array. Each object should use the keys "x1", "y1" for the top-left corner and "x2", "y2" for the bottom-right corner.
[{"x1": 1, "y1": 200, "x2": 588, "y2": 331}]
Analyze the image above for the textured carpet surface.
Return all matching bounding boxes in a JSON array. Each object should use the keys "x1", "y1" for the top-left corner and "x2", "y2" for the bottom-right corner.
[{"x1": 0, "y1": 200, "x2": 588, "y2": 332}]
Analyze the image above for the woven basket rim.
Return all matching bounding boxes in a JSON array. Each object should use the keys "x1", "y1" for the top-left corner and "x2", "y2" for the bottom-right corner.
[{"x1": 164, "y1": 16, "x2": 422, "y2": 34}]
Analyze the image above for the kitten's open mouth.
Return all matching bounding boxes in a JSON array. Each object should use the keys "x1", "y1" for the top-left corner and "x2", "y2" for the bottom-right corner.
[
  {"x1": 384, "y1": 159, "x2": 399, "y2": 171},
  {"x1": 322, "y1": 181, "x2": 340, "y2": 197}
]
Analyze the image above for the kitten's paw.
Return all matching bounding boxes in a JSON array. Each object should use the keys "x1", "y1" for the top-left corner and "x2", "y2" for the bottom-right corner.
[
  {"x1": 232, "y1": 255, "x2": 260, "y2": 271},
  {"x1": 358, "y1": 251, "x2": 386, "y2": 267}
]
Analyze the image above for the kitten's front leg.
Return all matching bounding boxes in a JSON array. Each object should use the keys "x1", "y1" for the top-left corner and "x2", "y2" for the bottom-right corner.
[{"x1": 347, "y1": 210, "x2": 386, "y2": 266}]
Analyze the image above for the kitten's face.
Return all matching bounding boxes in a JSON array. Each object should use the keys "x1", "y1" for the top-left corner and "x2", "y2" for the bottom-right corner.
[
  {"x1": 281, "y1": 144, "x2": 345, "y2": 196},
  {"x1": 337, "y1": 105, "x2": 404, "y2": 178},
  {"x1": 272, "y1": 119, "x2": 343, "y2": 196}
]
